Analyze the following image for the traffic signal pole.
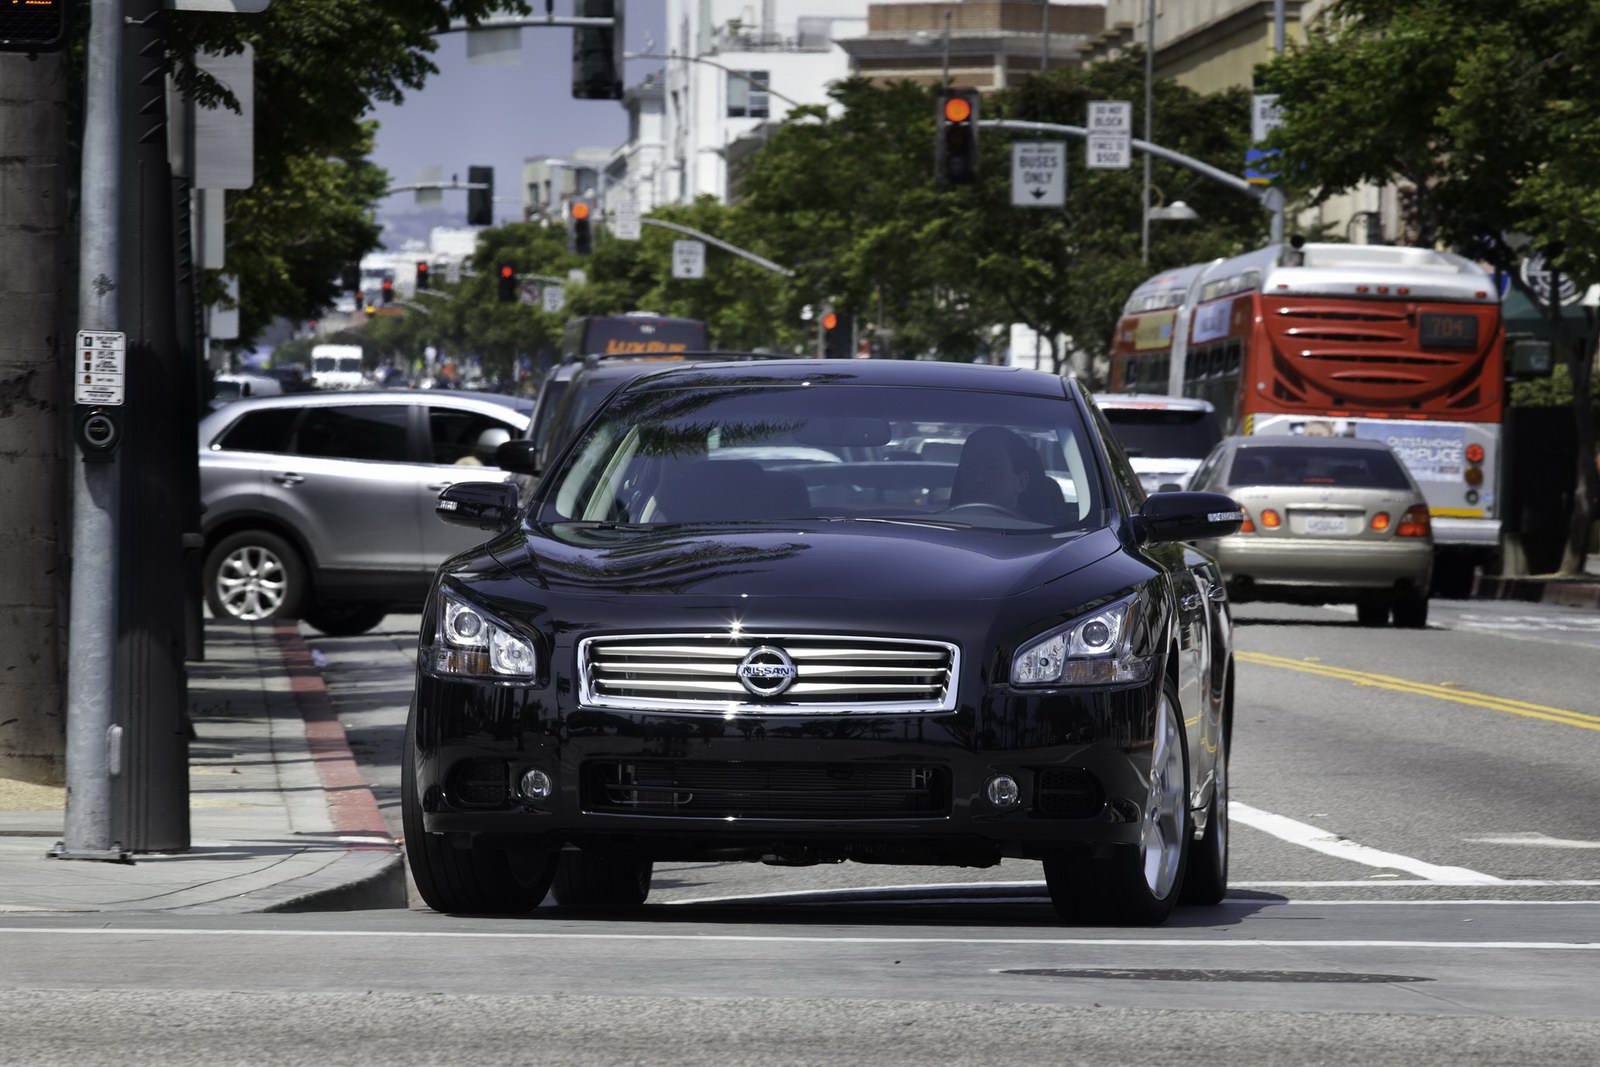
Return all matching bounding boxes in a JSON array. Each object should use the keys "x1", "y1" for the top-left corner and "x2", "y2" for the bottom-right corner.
[
  {"x1": 57, "y1": 0, "x2": 128, "y2": 862},
  {"x1": 978, "y1": 119, "x2": 1285, "y2": 241},
  {"x1": 639, "y1": 217, "x2": 795, "y2": 277}
]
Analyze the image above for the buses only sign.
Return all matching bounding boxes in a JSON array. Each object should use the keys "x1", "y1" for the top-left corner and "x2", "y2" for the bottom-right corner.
[{"x1": 1011, "y1": 142, "x2": 1066, "y2": 208}]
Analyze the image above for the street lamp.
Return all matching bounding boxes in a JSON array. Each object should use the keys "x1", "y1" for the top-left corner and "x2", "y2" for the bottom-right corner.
[{"x1": 1148, "y1": 199, "x2": 1199, "y2": 222}]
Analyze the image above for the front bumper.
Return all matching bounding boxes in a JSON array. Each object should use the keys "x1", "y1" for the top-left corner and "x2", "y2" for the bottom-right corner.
[
  {"x1": 1209, "y1": 536, "x2": 1432, "y2": 595},
  {"x1": 411, "y1": 670, "x2": 1161, "y2": 865}
]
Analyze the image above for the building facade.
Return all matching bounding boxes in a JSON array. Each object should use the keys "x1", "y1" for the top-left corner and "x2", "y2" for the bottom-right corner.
[
  {"x1": 604, "y1": 74, "x2": 668, "y2": 214},
  {"x1": 521, "y1": 147, "x2": 613, "y2": 221},
  {"x1": 836, "y1": 1, "x2": 1104, "y2": 92}
]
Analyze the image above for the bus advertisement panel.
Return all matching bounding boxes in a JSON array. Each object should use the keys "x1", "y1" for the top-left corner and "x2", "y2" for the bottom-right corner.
[
  {"x1": 562, "y1": 314, "x2": 710, "y2": 358},
  {"x1": 1110, "y1": 243, "x2": 1506, "y2": 559}
]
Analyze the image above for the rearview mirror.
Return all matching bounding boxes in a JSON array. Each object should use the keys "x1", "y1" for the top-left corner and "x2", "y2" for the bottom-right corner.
[
  {"x1": 436, "y1": 482, "x2": 519, "y2": 531},
  {"x1": 1136, "y1": 491, "x2": 1243, "y2": 545},
  {"x1": 494, "y1": 439, "x2": 541, "y2": 476}
]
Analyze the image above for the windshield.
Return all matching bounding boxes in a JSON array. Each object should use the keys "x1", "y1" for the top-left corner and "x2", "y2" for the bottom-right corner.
[
  {"x1": 1227, "y1": 446, "x2": 1411, "y2": 489},
  {"x1": 312, "y1": 357, "x2": 335, "y2": 373},
  {"x1": 338, "y1": 357, "x2": 362, "y2": 372},
  {"x1": 541, "y1": 385, "x2": 1101, "y2": 531},
  {"x1": 1102, "y1": 407, "x2": 1220, "y2": 460}
]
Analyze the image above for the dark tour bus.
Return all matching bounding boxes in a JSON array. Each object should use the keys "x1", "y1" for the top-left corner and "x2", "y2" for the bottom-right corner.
[{"x1": 561, "y1": 314, "x2": 710, "y2": 358}]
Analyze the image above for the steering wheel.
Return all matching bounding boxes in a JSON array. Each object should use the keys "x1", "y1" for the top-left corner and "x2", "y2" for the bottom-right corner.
[{"x1": 945, "y1": 501, "x2": 1024, "y2": 518}]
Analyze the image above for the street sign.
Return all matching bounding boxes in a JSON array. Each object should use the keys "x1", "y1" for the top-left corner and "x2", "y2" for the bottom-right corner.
[
  {"x1": 1250, "y1": 94, "x2": 1283, "y2": 142},
  {"x1": 1087, "y1": 100, "x2": 1132, "y2": 137},
  {"x1": 672, "y1": 240, "x2": 706, "y2": 279},
  {"x1": 1010, "y1": 142, "x2": 1066, "y2": 208},
  {"x1": 541, "y1": 284, "x2": 566, "y2": 313},
  {"x1": 75, "y1": 331, "x2": 126, "y2": 406},
  {"x1": 1087, "y1": 134, "x2": 1132, "y2": 170},
  {"x1": 445, "y1": 260, "x2": 462, "y2": 285},
  {"x1": 1521, "y1": 253, "x2": 1580, "y2": 307},
  {"x1": 612, "y1": 207, "x2": 642, "y2": 241},
  {"x1": 194, "y1": 47, "x2": 254, "y2": 190}
]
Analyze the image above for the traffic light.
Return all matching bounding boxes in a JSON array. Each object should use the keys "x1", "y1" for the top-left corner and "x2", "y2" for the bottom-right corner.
[
  {"x1": 935, "y1": 88, "x2": 981, "y2": 186},
  {"x1": 497, "y1": 264, "x2": 517, "y2": 304},
  {"x1": 0, "y1": 0, "x2": 68, "y2": 52},
  {"x1": 822, "y1": 309, "x2": 852, "y2": 358},
  {"x1": 467, "y1": 165, "x2": 494, "y2": 226},
  {"x1": 415, "y1": 262, "x2": 430, "y2": 290},
  {"x1": 569, "y1": 200, "x2": 594, "y2": 255},
  {"x1": 381, "y1": 278, "x2": 395, "y2": 305},
  {"x1": 341, "y1": 264, "x2": 361, "y2": 293},
  {"x1": 572, "y1": 0, "x2": 624, "y2": 100}
]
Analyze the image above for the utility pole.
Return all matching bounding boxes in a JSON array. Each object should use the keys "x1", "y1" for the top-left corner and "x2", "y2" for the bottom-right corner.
[
  {"x1": 1140, "y1": 0, "x2": 1155, "y2": 264},
  {"x1": 1273, "y1": 0, "x2": 1287, "y2": 243},
  {"x1": 57, "y1": 0, "x2": 127, "y2": 860},
  {"x1": 0, "y1": 41, "x2": 72, "y2": 786},
  {"x1": 942, "y1": 9, "x2": 952, "y2": 88},
  {"x1": 1041, "y1": 0, "x2": 1050, "y2": 72}
]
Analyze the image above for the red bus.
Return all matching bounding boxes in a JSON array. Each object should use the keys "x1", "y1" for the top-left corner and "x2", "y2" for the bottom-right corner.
[{"x1": 1111, "y1": 242, "x2": 1506, "y2": 567}]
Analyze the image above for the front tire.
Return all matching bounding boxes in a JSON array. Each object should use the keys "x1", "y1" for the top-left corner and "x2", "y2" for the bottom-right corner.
[
  {"x1": 203, "y1": 530, "x2": 306, "y2": 622},
  {"x1": 1181, "y1": 689, "x2": 1229, "y2": 906},
  {"x1": 402, "y1": 710, "x2": 557, "y2": 914},
  {"x1": 1045, "y1": 677, "x2": 1190, "y2": 926},
  {"x1": 551, "y1": 853, "x2": 653, "y2": 909},
  {"x1": 1392, "y1": 592, "x2": 1430, "y2": 629}
]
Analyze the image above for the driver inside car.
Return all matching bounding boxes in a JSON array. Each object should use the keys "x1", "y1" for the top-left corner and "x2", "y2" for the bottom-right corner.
[{"x1": 949, "y1": 426, "x2": 1073, "y2": 524}]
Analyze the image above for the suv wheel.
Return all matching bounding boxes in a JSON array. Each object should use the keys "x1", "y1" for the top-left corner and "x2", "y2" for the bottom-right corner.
[
  {"x1": 1045, "y1": 677, "x2": 1189, "y2": 926},
  {"x1": 1392, "y1": 592, "x2": 1430, "y2": 629},
  {"x1": 203, "y1": 530, "x2": 305, "y2": 622},
  {"x1": 551, "y1": 853, "x2": 653, "y2": 909},
  {"x1": 304, "y1": 605, "x2": 387, "y2": 637},
  {"x1": 1180, "y1": 684, "x2": 1228, "y2": 906},
  {"x1": 402, "y1": 711, "x2": 557, "y2": 914}
]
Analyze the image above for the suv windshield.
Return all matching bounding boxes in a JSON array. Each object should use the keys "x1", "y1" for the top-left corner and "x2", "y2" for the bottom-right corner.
[
  {"x1": 1102, "y1": 407, "x2": 1220, "y2": 460},
  {"x1": 541, "y1": 385, "x2": 1101, "y2": 530},
  {"x1": 1227, "y1": 446, "x2": 1411, "y2": 489}
]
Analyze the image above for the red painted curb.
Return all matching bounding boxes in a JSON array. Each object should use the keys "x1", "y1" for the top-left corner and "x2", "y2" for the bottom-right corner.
[{"x1": 273, "y1": 621, "x2": 399, "y2": 852}]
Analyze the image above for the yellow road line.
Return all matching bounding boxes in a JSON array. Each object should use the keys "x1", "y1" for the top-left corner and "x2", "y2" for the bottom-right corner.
[{"x1": 1236, "y1": 651, "x2": 1600, "y2": 733}]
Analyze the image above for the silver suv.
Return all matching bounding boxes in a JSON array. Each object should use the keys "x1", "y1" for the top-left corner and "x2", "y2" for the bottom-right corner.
[{"x1": 199, "y1": 391, "x2": 531, "y2": 635}]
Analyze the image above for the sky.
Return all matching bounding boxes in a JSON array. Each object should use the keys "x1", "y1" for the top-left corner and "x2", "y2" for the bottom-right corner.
[{"x1": 367, "y1": 6, "x2": 667, "y2": 248}]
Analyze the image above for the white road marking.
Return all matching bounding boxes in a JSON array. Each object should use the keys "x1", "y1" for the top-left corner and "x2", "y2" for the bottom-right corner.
[
  {"x1": 1231, "y1": 802, "x2": 1503, "y2": 884},
  {"x1": 1233, "y1": 879, "x2": 1600, "y2": 888},
  {"x1": 1224, "y1": 899, "x2": 1600, "y2": 906},
  {"x1": 0, "y1": 927, "x2": 1595, "y2": 950},
  {"x1": 1465, "y1": 832, "x2": 1600, "y2": 850}
]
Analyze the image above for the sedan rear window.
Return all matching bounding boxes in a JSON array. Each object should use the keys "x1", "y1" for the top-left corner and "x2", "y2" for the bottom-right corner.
[
  {"x1": 1101, "y1": 407, "x2": 1221, "y2": 460},
  {"x1": 1227, "y1": 446, "x2": 1411, "y2": 489}
]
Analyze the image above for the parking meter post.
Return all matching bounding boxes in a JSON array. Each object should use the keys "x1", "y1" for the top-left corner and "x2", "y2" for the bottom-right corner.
[{"x1": 58, "y1": 0, "x2": 128, "y2": 863}]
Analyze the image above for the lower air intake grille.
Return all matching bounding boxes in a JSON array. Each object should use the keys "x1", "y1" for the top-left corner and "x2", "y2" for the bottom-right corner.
[
  {"x1": 582, "y1": 761, "x2": 950, "y2": 820},
  {"x1": 449, "y1": 759, "x2": 508, "y2": 808},
  {"x1": 1035, "y1": 768, "x2": 1105, "y2": 818}
]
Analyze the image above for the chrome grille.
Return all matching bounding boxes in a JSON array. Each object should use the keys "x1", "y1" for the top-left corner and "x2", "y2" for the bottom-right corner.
[{"x1": 578, "y1": 633, "x2": 959, "y2": 714}]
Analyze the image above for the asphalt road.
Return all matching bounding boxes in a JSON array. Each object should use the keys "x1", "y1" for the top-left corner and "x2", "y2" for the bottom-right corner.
[{"x1": 4, "y1": 596, "x2": 1597, "y2": 1064}]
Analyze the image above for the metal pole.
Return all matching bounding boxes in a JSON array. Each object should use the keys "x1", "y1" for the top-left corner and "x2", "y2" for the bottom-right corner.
[
  {"x1": 640, "y1": 217, "x2": 795, "y2": 276},
  {"x1": 942, "y1": 9, "x2": 951, "y2": 88},
  {"x1": 981, "y1": 119, "x2": 1264, "y2": 197},
  {"x1": 1273, "y1": 0, "x2": 1286, "y2": 242},
  {"x1": 57, "y1": 0, "x2": 128, "y2": 863},
  {"x1": 1041, "y1": 0, "x2": 1049, "y2": 71},
  {"x1": 1141, "y1": 0, "x2": 1154, "y2": 264}
]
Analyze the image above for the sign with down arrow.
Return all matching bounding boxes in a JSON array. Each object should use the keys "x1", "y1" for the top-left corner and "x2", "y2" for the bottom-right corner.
[{"x1": 1011, "y1": 142, "x2": 1066, "y2": 208}]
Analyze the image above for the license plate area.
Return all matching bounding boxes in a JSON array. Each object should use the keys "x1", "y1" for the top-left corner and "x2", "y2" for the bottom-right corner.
[{"x1": 1293, "y1": 512, "x2": 1358, "y2": 536}]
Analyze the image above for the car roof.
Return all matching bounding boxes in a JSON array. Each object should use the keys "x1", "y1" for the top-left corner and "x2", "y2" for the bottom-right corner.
[
  {"x1": 197, "y1": 388, "x2": 531, "y2": 430},
  {"x1": 1224, "y1": 434, "x2": 1395, "y2": 451},
  {"x1": 1096, "y1": 393, "x2": 1216, "y2": 412},
  {"x1": 623, "y1": 359, "x2": 1072, "y2": 396}
]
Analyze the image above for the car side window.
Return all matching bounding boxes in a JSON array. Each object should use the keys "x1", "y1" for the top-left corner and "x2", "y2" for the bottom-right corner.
[
  {"x1": 294, "y1": 406, "x2": 410, "y2": 463},
  {"x1": 1086, "y1": 398, "x2": 1147, "y2": 510},
  {"x1": 1190, "y1": 448, "x2": 1224, "y2": 491},
  {"x1": 215, "y1": 409, "x2": 300, "y2": 454},
  {"x1": 428, "y1": 408, "x2": 515, "y2": 466}
]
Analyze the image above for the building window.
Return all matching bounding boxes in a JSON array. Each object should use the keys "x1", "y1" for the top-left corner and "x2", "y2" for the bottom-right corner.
[{"x1": 728, "y1": 71, "x2": 770, "y2": 119}]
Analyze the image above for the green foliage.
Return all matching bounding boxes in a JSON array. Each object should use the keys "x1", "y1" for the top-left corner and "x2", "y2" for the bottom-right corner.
[
  {"x1": 426, "y1": 60, "x2": 1266, "y2": 373},
  {"x1": 1512, "y1": 362, "x2": 1600, "y2": 413}
]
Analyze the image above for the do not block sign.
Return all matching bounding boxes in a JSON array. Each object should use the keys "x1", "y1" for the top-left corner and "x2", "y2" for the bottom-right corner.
[{"x1": 1011, "y1": 142, "x2": 1066, "y2": 208}]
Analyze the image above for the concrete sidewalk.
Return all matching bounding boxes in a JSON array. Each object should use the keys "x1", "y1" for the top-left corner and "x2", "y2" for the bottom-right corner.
[
  {"x1": 1472, "y1": 552, "x2": 1600, "y2": 609},
  {"x1": 0, "y1": 620, "x2": 406, "y2": 914}
]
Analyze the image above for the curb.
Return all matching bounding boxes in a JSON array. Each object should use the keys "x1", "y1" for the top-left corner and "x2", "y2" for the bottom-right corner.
[
  {"x1": 269, "y1": 621, "x2": 408, "y2": 912},
  {"x1": 1470, "y1": 574, "x2": 1600, "y2": 610}
]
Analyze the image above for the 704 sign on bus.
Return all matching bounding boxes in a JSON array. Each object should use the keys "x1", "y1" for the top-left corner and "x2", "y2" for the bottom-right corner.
[{"x1": 1, "y1": 0, "x2": 68, "y2": 51}]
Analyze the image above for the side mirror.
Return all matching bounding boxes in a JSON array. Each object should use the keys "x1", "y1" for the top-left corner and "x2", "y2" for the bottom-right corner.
[
  {"x1": 1136, "y1": 491, "x2": 1243, "y2": 545},
  {"x1": 494, "y1": 439, "x2": 541, "y2": 476},
  {"x1": 436, "y1": 481, "x2": 519, "y2": 531}
]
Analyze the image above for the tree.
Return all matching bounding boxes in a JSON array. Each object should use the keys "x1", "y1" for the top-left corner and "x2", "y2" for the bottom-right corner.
[{"x1": 1262, "y1": 0, "x2": 1600, "y2": 573}]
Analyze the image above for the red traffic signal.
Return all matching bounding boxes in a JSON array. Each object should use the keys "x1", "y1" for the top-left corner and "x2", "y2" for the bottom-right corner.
[
  {"x1": 381, "y1": 278, "x2": 395, "y2": 304},
  {"x1": 935, "y1": 88, "x2": 981, "y2": 186},
  {"x1": 821, "y1": 312, "x2": 839, "y2": 331},
  {"x1": 572, "y1": 201, "x2": 591, "y2": 221},
  {"x1": 415, "y1": 261, "x2": 430, "y2": 290},
  {"x1": 497, "y1": 264, "x2": 518, "y2": 303},
  {"x1": 943, "y1": 97, "x2": 972, "y2": 124}
]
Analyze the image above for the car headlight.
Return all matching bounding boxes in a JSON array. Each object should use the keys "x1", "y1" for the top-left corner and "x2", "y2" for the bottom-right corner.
[
  {"x1": 1010, "y1": 592, "x2": 1154, "y2": 687},
  {"x1": 433, "y1": 591, "x2": 537, "y2": 679}
]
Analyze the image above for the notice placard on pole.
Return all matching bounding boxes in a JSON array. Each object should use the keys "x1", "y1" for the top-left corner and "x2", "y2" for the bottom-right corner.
[
  {"x1": 1010, "y1": 142, "x2": 1066, "y2": 207},
  {"x1": 612, "y1": 207, "x2": 641, "y2": 241},
  {"x1": 1087, "y1": 134, "x2": 1131, "y2": 170},
  {"x1": 74, "y1": 331, "x2": 126, "y2": 406},
  {"x1": 672, "y1": 240, "x2": 706, "y2": 279},
  {"x1": 1086, "y1": 100, "x2": 1132, "y2": 170}
]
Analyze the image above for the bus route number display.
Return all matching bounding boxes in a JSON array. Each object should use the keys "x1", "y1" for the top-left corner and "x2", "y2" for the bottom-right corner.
[
  {"x1": 1418, "y1": 312, "x2": 1479, "y2": 349},
  {"x1": 1, "y1": 0, "x2": 69, "y2": 52}
]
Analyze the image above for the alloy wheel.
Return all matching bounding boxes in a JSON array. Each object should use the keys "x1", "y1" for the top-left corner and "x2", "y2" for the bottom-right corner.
[
  {"x1": 1141, "y1": 690, "x2": 1187, "y2": 899},
  {"x1": 215, "y1": 545, "x2": 288, "y2": 621}
]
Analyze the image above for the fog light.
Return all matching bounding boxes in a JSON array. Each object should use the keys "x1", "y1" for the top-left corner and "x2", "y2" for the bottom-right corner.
[
  {"x1": 519, "y1": 768, "x2": 553, "y2": 800},
  {"x1": 985, "y1": 774, "x2": 1020, "y2": 809}
]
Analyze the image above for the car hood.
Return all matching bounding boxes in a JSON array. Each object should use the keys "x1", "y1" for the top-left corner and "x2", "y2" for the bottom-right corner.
[{"x1": 495, "y1": 521, "x2": 1122, "y2": 602}]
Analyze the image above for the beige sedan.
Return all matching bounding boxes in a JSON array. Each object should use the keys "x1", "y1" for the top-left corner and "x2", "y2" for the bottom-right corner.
[{"x1": 1188, "y1": 436, "x2": 1433, "y2": 627}]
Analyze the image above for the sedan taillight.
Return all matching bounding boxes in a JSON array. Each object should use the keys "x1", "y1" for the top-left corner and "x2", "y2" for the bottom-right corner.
[
  {"x1": 1237, "y1": 507, "x2": 1256, "y2": 534},
  {"x1": 1396, "y1": 505, "x2": 1431, "y2": 538}
]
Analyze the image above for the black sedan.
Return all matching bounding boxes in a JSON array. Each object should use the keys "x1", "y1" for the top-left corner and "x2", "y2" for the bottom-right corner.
[{"x1": 405, "y1": 360, "x2": 1242, "y2": 925}]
